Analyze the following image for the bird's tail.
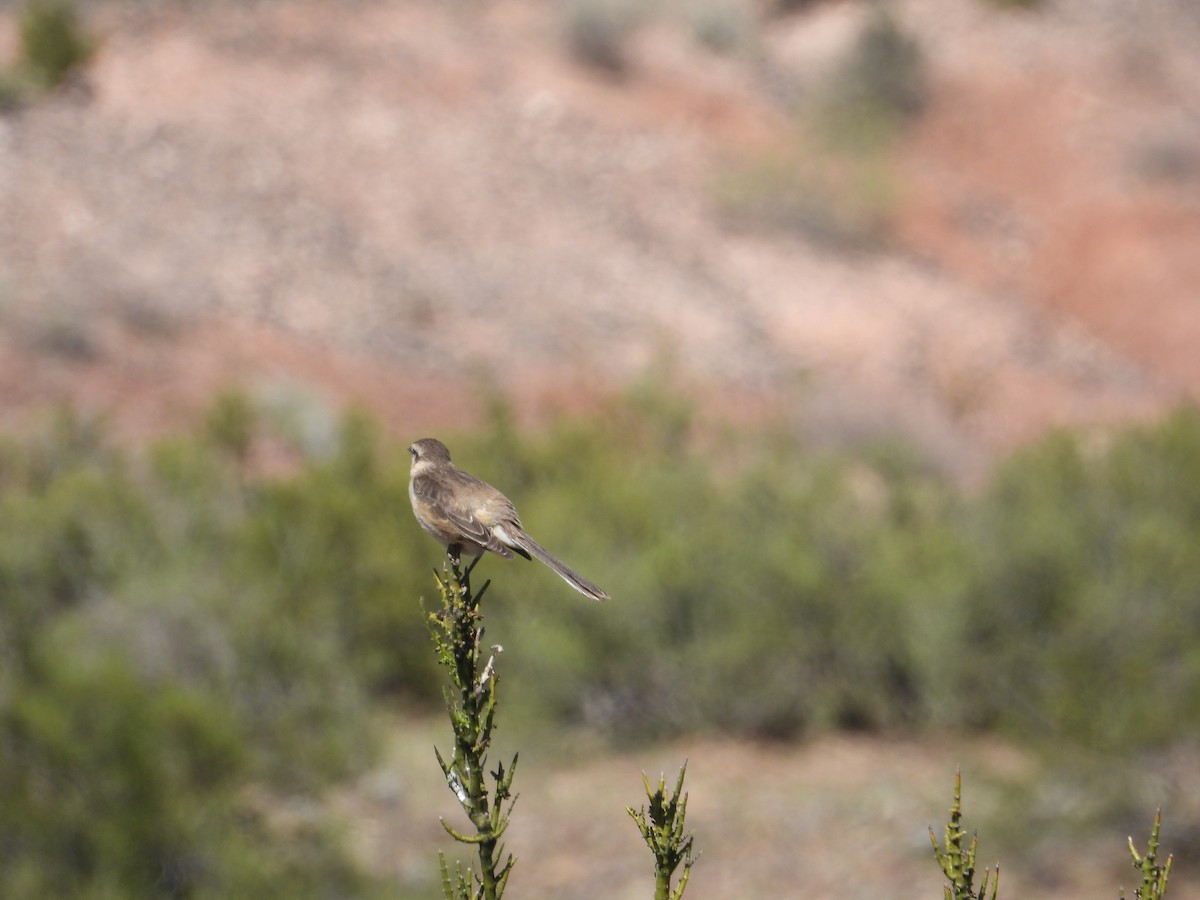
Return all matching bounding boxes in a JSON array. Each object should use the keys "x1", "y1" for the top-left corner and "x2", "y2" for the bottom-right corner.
[{"x1": 508, "y1": 530, "x2": 609, "y2": 601}]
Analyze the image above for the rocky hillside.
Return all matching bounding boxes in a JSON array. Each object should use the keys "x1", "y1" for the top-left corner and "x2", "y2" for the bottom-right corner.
[{"x1": 1, "y1": 0, "x2": 1197, "y2": 477}]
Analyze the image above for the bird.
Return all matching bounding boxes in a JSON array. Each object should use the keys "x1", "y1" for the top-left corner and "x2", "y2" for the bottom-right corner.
[{"x1": 407, "y1": 437, "x2": 609, "y2": 601}]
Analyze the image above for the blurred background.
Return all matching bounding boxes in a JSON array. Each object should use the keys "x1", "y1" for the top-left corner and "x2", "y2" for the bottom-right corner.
[{"x1": 2, "y1": 0, "x2": 1199, "y2": 896}]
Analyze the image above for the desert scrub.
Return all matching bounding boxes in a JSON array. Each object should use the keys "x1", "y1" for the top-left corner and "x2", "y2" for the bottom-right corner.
[
  {"x1": 821, "y1": 4, "x2": 928, "y2": 135},
  {"x1": 710, "y1": 6, "x2": 924, "y2": 249},
  {"x1": 5, "y1": 389, "x2": 1200, "y2": 894},
  {"x1": 20, "y1": 0, "x2": 95, "y2": 86},
  {"x1": 683, "y1": 0, "x2": 758, "y2": 56},
  {"x1": 709, "y1": 137, "x2": 898, "y2": 249},
  {"x1": 932, "y1": 772, "x2": 1177, "y2": 899},
  {"x1": 0, "y1": 405, "x2": 390, "y2": 897},
  {"x1": 561, "y1": 0, "x2": 645, "y2": 74},
  {"x1": 1, "y1": 0, "x2": 96, "y2": 108},
  {"x1": 982, "y1": 0, "x2": 1043, "y2": 9}
]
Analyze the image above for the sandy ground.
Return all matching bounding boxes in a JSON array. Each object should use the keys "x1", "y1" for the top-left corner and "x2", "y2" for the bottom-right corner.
[{"x1": 333, "y1": 719, "x2": 1197, "y2": 899}]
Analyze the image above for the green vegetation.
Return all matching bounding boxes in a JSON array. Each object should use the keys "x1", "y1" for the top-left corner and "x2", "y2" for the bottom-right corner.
[
  {"x1": 18, "y1": 0, "x2": 95, "y2": 88},
  {"x1": 982, "y1": 0, "x2": 1043, "y2": 10},
  {"x1": 683, "y1": 0, "x2": 758, "y2": 56},
  {"x1": 429, "y1": 560, "x2": 517, "y2": 899},
  {"x1": 1123, "y1": 810, "x2": 1173, "y2": 899},
  {"x1": 932, "y1": 776, "x2": 1174, "y2": 899},
  {"x1": 1, "y1": 0, "x2": 96, "y2": 110},
  {"x1": 710, "y1": 136, "x2": 900, "y2": 249},
  {"x1": 2, "y1": 387, "x2": 1200, "y2": 893},
  {"x1": 0, "y1": 404, "x2": 401, "y2": 897},
  {"x1": 628, "y1": 764, "x2": 696, "y2": 900},
  {"x1": 827, "y1": 4, "x2": 928, "y2": 132},
  {"x1": 464, "y1": 397, "x2": 1200, "y2": 760},
  {"x1": 931, "y1": 772, "x2": 999, "y2": 900},
  {"x1": 711, "y1": 5, "x2": 926, "y2": 248},
  {"x1": 561, "y1": 0, "x2": 646, "y2": 74}
]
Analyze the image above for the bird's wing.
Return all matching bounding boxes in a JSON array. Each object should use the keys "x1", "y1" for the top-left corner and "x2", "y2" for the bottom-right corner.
[{"x1": 413, "y1": 469, "x2": 514, "y2": 558}]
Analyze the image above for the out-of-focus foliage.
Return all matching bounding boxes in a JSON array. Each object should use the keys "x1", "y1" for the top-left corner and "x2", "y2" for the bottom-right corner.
[
  {"x1": 960, "y1": 413, "x2": 1200, "y2": 749},
  {"x1": 683, "y1": 0, "x2": 758, "y2": 56},
  {"x1": 983, "y1": 0, "x2": 1044, "y2": 10},
  {"x1": 0, "y1": 0, "x2": 96, "y2": 109},
  {"x1": 4, "y1": 386, "x2": 1200, "y2": 894},
  {"x1": 560, "y1": 0, "x2": 645, "y2": 74},
  {"x1": 827, "y1": 5, "x2": 929, "y2": 130},
  {"x1": 453, "y1": 393, "x2": 1200, "y2": 755},
  {"x1": 0, "y1": 404, "x2": 405, "y2": 898},
  {"x1": 18, "y1": 0, "x2": 95, "y2": 89},
  {"x1": 456, "y1": 392, "x2": 956, "y2": 742},
  {"x1": 710, "y1": 7, "x2": 924, "y2": 249}
]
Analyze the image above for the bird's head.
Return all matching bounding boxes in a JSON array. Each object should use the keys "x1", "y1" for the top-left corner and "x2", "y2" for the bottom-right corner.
[{"x1": 409, "y1": 437, "x2": 453, "y2": 470}]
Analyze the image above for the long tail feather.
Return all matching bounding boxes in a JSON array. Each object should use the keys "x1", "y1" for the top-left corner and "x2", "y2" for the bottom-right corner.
[{"x1": 509, "y1": 531, "x2": 609, "y2": 601}]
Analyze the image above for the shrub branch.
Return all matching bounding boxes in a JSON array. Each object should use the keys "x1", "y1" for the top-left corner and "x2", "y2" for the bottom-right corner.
[
  {"x1": 428, "y1": 558, "x2": 517, "y2": 900},
  {"x1": 930, "y1": 770, "x2": 999, "y2": 900},
  {"x1": 628, "y1": 762, "x2": 697, "y2": 900},
  {"x1": 1122, "y1": 809, "x2": 1172, "y2": 900}
]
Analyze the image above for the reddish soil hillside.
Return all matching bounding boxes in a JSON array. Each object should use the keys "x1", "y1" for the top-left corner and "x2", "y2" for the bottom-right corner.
[{"x1": 0, "y1": 0, "x2": 1196, "y2": 471}]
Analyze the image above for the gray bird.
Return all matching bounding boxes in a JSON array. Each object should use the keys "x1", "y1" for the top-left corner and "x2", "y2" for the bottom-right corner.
[{"x1": 407, "y1": 437, "x2": 609, "y2": 601}]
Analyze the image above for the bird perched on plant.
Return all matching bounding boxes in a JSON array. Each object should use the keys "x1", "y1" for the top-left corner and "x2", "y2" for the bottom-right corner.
[{"x1": 407, "y1": 437, "x2": 609, "y2": 601}]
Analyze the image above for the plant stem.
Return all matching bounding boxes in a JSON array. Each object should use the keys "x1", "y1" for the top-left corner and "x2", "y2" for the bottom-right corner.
[
  {"x1": 629, "y1": 763, "x2": 696, "y2": 900},
  {"x1": 1124, "y1": 809, "x2": 1172, "y2": 900},
  {"x1": 930, "y1": 771, "x2": 998, "y2": 900},
  {"x1": 428, "y1": 557, "x2": 516, "y2": 900}
]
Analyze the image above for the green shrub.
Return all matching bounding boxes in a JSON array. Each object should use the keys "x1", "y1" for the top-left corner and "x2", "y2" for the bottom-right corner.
[
  {"x1": 0, "y1": 0, "x2": 95, "y2": 109},
  {"x1": 954, "y1": 410, "x2": 1200, "y2": 751},
  {"x1": 561, "y1": 0, "x2": 645, "y2": 74},
  {"x1": 5, "y1": 385, "x2": 1200, "y2": 893},
  {"x1": 18, "y1": 0, "x2": 96, "y2": 90},
  {"x1": 710, "y1": 139, "x2": 898, "y2": 249},
  {"x1": 0, "y1": 404, "x2": 391, "y2": 896},
  {"x1": 709, "y1": 7, "x2": 923, "y2": 249},
  {"x1": 0, "y1": 72, "x2": 28, "y2": 110},
  {"x1": 445, "y1": 397, "x2": 1200, "y2": 760},
  {"x1": 829, "y1": 5, "x2": 928, "y2": 133},
  {"x1": 446, "y1": 391, "x2": 941, "y2": 741},
  {"x1": 684, "y1": 0, "x2": 757, "y2": 56},
  {"x1": 982, "y1": 0, "x2": 1043, "y2": 9},
  {"x1": 0, "y1": 649, "x2": 242, "y2": 895},
  {"x1": 11, "y1": 392, "x2": 1200, "y2": 757}
]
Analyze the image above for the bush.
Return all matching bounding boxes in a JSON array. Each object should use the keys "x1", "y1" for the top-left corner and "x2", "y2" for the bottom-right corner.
[
  {"x1": 982, "y1": 0, "x2": 1043, "y2": 9},
  {"x1": 684, "y1": 0, "x2": 758, "y2": 56},
  {"x1": 447, "y1": 391, "x2": 944, "y2": 741},
  {"x1": 831, "y1": 5, "x2": 928, "y2": 130},
  {"x1": 710, "y1": 8, "x2": 924, "y2": 249},
  {"x1": 0, "y1": 404, "x2": 391, "y2": 897},
  {"x1": 0, "y1": 648, "x2": 244, "y2": 896},
  {"x1": 18, "y1": 0, "x2": 96, "y2": 90},
  {"x1": 0, "y1": 0, "x2": 95, "y2": 110},
  {"x1": 710, "y1": 139, "x2": 898, "y2": 249},
  {"x1": 561, "y1": 0, "x2": 645, "y2": 74},
  {"x1": 5, "y1": 387, "x2": 1200, "y2": 892},
  {"x1": 955, "y1": 410, "x2": 1200, "y2": 750},
  {"x1": 442, "y1": 396, "x2": 1200, "y2": 759}
]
